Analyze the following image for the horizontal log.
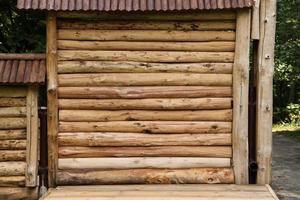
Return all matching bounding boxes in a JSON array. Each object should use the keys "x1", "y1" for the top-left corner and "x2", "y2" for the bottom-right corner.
[
  {"x1": 59, "y1": 110, "x2": 232, "y2": 122},
  {"x1": 58, "y1": 98, "x2": 232, "y2": 110},
  {"x1": 58, "y1": 132, "x2": 231, "y2": 146},
  {"x1": 57, "y1": 61, "x2": 233, "y2": 74},
  {"x1": 0, "y1": 129, "x2": 26, "y2": 140},
  {"x1": 0, "y1": 53, "x2": 45, "y2": 60},
  {"x1": 58, "y1": 157, "x2": 231, "y2": 170},
  {"x1": 0, "y1": 118, "x2": 26, "y2": 129},
  {"x1": 0, "y1": 162, "x2": 26, "y2": 176},
  {"x1": 57, "y1": 11, "x2": 236, "y2": 21},
  {"x1": 0, "y1": 140, "x2": 27, "y2": 150},
  {"x1": 0, "y1": 176, "x2": 25, "y2": 187},
  {"x1": 0, "y1": 187, "x2": 38, "y2": 200},
  {"x1": 0, "y1": 87, "x2": 27, "y2": 97},
  {"x1": 59, "y1": 146, "x2": 232, "y2": 158},
  {"x1": 57, "y1": 168, "x2": 234, "y2": 185},
  {"x1": 58, "y1": 20, "x2": 236, "y2": 31},
  {"x1": 58, "y1": 41, "x2": 235, "y2": 52},
  {"x1": 58, "y1": 30, "x2": 235, "y2": 42},
  {"x1": 0, "y1": 107, "x2": 26, "y2": 117},
  {"x1": 59, "y1": 121, "x2": 232, "y2": 133},
  {"x1": 0, "y1": 150, "x2": 26, "y2": 161},
  {"x1": 58, "y1": 73, "x2": 232, "y2": 87},
  {"x1": 58, "y1": 50, "x2": 234, "y2": 63},
  {"x1": 0, "y1": 98, "x2": 26, "y2": 107},
  {"x1": 58, "y1": 86, "x2": 232, "y2": 99}
]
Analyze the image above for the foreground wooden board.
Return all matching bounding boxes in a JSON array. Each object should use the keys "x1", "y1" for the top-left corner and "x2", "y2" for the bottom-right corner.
[{"x1": 40, "y1": 184, "x2": 278, "y2": 200}]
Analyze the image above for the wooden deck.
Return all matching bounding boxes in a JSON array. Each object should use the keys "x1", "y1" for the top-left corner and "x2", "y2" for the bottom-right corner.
[{"x1": 40, "y1": 184, "x2": 279, "y2": 200}]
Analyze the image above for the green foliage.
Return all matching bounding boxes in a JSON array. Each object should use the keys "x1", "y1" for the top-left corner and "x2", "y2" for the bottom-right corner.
[
  {"x1": 0, "y1": 0, "x2": 46, "y2": 53},
  {"x1": 274, "y1": 0, "x2": 300, "y2": 123}
]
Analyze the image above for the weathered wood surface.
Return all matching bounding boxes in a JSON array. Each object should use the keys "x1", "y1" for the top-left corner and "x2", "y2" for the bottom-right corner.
[
  {"x1": 0, "y1": 150, "x2": 26, "y2": 161},
  {"x1": 0, "y1": 129, "x2": 26, "y2": 140},
  {"x1": 0, "y1": 53, "x2": 45, "y2": 60},
  {"x1": 59, "y1": 121, "x2": 232, "y2": 133},
  {"x1": 58, "y1": 73, "x2": 232, "y2": 87},
  {"x1": 0, "y1": 87, "x2": 27, "y2": 97},
  {"x1": 58, "y1": 50, "x2": 234, "y2": 63},
  {"x1": 58, "y1": 133, "x2": 231, "y2": 147},
  {"x1": 232, "y1": 9, "x2": 251, "y2": 184},
  {"x1": 57, "y1": 168, "x2": 234, "y2": 185},
  {"x1": 58, "y1": 30, "x2": 235, "y2": 41},
  {"x1": 0, "y1": 176, "x2": 25, "y2": 187},
  {"x1": 59, "y1": 110, "x2": 232, "y2": 122},
  {"x1": 0, "y1": 118, "x2": 26, "y2": 129},
  {"x1": 58, "y1": 20, "x2": 236, "y2": 31},
  {"x1": 0, "y1": 107, "x2": 26, "y2": 117},
  {"x1": 57, "y1": 61, "x2": 233, "y2": 74},
  {"x1": 0, "y1": 140, "x2": 27, "y2": 150},
  {"x1": 58, "y1": 157, "x2": 231, "y2": 170},
  {"x1": 58, "y1": 41, "x2": 235, "y2": 51},
  {"x1": 0, "y1": 161, "x2": 26, "y2": 176},
  {"x1": 58, "y1": 86, "x2": 232, "y2": 99},
  {"x1": 59, "y1": 146, "x2": 232, "y2": 158},
  {"x1": 0, "y1": 98, "x2": 26, "y2": 107},
  {"x1": 256, "y1": 0, "x2": 277, "y2": 185},
  {"x1": 0, "y1": 187, "x2": 38, "y2": 200}
]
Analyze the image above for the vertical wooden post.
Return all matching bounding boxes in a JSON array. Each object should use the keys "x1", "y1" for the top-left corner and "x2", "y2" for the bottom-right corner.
[
  {"x1": 47, "y1": 11, "x2": 58, "y2": 187},
  {"x1": 256, "y1": 0, "x2": 276, "y2": 185},
  {"x1": 251, "y1": 0, "x2": 260, "y2": 40},
  {"x1": 233, "y1": 9, "x2": 251, "y2": 184},
  {"x1": 26, "y1": 85, "x2": 39, "y2": 187}
]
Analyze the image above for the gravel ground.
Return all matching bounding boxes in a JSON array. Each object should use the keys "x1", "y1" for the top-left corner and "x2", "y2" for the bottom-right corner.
[{"x1": 272, "y1": 134, "x2": 300, "y2": 200}]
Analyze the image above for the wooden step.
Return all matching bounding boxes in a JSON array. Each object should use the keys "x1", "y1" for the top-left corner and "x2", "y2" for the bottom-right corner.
[{"x1": 40, "y1": 184, "x2": 279, "y2": 200}]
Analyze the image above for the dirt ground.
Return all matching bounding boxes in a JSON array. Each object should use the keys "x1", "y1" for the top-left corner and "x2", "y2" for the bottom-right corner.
[{"x1": 272, "y1": 134, "x2": 300, "y2": 199}]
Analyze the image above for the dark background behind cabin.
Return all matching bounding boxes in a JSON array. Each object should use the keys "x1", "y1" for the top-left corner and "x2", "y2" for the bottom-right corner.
[{"x1": 0, "y1": 0, "x2": 299, "y2": 125}]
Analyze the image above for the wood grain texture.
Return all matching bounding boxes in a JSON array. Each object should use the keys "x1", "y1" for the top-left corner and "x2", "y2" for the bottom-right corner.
[
  {"x1": 0, "y1": 150, "x2": 26, "y2": 161},
  {"x1": 0, "y1": 107, "x2": 26, "y2": 117},
  {"x1": 0, "y1": 176, "x2": 25, "y2": 187},
  {"x1": 0, "y1": 161, "x2": 26, "y2": 176},
  {"x1": 0, "y1": 140, "x2": 27, "y2": 150},
  {"x1": 0, "y1": 98, "x2": 26, "y2": 107},
  {"x1": 0, "y1": 129, "x2": 26, "y2": 140},
  {"x1": 0, "y1": 118, "x2": 26, "y2": 129}
]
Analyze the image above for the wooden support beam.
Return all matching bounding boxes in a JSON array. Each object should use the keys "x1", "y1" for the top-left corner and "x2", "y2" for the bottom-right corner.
[
  {"x1": 26, "y1": 85, "x2": 39, "y2": 187},
  {"x1": 256, "y1": 0, "x2": 277, "y2": 185},
  {"x1": 251, "y1": 0, "x2": 261, "y2": 39},
  {"x1": 47, "y1": 11, "x2": 58, "y2": 187},
  {"x1": 232, "y1": 9, "x2": 251, "y2": 184}
]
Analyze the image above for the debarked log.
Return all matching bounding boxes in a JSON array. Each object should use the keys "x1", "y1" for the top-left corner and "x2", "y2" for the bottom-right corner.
[
  {"x1": 0, "y1": 107, "x2": 26, "y2": 117},
  {"x1": 59, "y1": 110, "x2": 233, "y2": 122},
  {"x1": 0, "y1": 118, "x2": 26, "y2": 129},
  {"x1": 58, "y1": 86, "x2": 233, "y2": 99},
  {"x1": 0, "y1": 140, "x2": 27, "y2": 150},
  {"x1": 0, "y1": 98, "x2": 26, "y2": 107},
  {"x1": 59, "y1": 121, "x2": 232, "y2": 133},
  {"x1": 58, "y1": 73, "x2": 232, "y2": 87},
  {"x1": 58, "y1": 98, "x2": 232, "y2": 110},
  {"x1": 56, "y1": 168, "x2": 234, "y2": 185},
  {"x1": 0, "y1": 161, "x2": 26, "y2": 176},
  {"x1": 0, "y1": 150, "x2": 26, "y2": 161},
  {"x1": 0, "y1": 176, "x2": 25, "y2": 187},
  {"x1": 58, "y1": 132, "x2": 232, "y2": 146},
  {"x1": 58, "y1": 146, "x2": 232, "y2": 158},
  {"x1": 0, "y1": 129, "x2": 26, "y2": 140}
]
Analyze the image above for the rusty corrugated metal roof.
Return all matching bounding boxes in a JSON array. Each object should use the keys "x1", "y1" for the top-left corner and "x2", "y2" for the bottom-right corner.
[
  {"x1": 17, "y1": 0, "x2": 253, "y2": 11},
  {"x1": 0, "y1": 54, "x2": 46, "y2": 85}
]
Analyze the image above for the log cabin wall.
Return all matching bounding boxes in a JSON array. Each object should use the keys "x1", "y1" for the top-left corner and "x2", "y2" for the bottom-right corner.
[{"x1": 54, "y1": 10, "x2": 247, "y2": 185}]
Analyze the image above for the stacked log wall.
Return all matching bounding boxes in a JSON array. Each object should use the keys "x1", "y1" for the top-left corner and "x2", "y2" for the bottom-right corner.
[{"x1": 56, "y1": 11, "x2": 236, "y2": 185}]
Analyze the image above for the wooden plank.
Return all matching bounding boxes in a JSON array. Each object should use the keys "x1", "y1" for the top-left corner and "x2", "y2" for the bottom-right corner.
[
  {"x1": 57, "y1": 61, "x2": 233, "y2": 74},
  {"x1": 59, "y1": 121, "x2": 232, "y2": 133},
  {"x1": 59, "y1": 110, "x2": 232, "y2": 122},
  {"x1": 0, "y1": 129, "x2": 26, "y2": 140},
  {"x1": 0, "y1": 54, "x2": 45, "y2": 60},
  {"x1": 58, "y1": 157, "x2": 231, "y2": 170},
  {"x1": 56, "y1": 168, "x2": 234, "y2": 185},
  {"x1": 58, "y1": 132, "x2": 231, "y2": 147},
  {"x1": 232, "y1": 9, "x2": 251, "y2": 184},
  {"x1": 58, "y1": 86, "x2": 232, "y2": 99},
  {"x1": 26, "y1": 86, "x2": 39, "y2": 187},
  {"x1": 256, "y1": 0, "x2": 277, "y2": 185},
  {"x1": 58, "y1": 41, "x2": 235, "y2": 52},
  {"x1": 0, "y1": 86, "x2": 27, "y2": 97},
  {"x1": 57, "y1": 11, "x2": 237, "y2": 21},
  {"x1": 58, "y1": 98, "x2": 232, "y2": 110},
  {"x1": 251, "y1": 0, "x2": 260, "y2": 39},
  {"x1": 266, "y1": 184, "x2": 280, "y2": 200},
  {"x1": 58, "y1": 73, "x2": 232, "y2": 86},
  {"x1": 0, "y1": 107, "x2": 26, "y2": 117},
  {"x1": 57, "y1": 20, "x2": 236, "y2": 31},
  {"x1": 0, "y1": 118, "x2": 26, "y2": 129},
  {"x1": 58, "y1": 146, "x2": 232, "y2": 158},
  {"x1": 0, "y1": 140, "x2": 27, "y2": 150},
  {"x1": 0, "y1": 161, "x2": 26, "y2": 176},
  {"x1": 47, "y1": 11, "x2": 58, "y2": 187},
  {"x1": 58, "y1": 50, "x2": 234, "y2": 63},
  {"x1": 0, "y1": 97, "x2": 26, "y2": 107},
  {"x1": 0, "y1": 150, "x2": 26, "y2": 161},
  {"x1": 0, "y1": 176, "x2": 25, "y2": 187}
]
